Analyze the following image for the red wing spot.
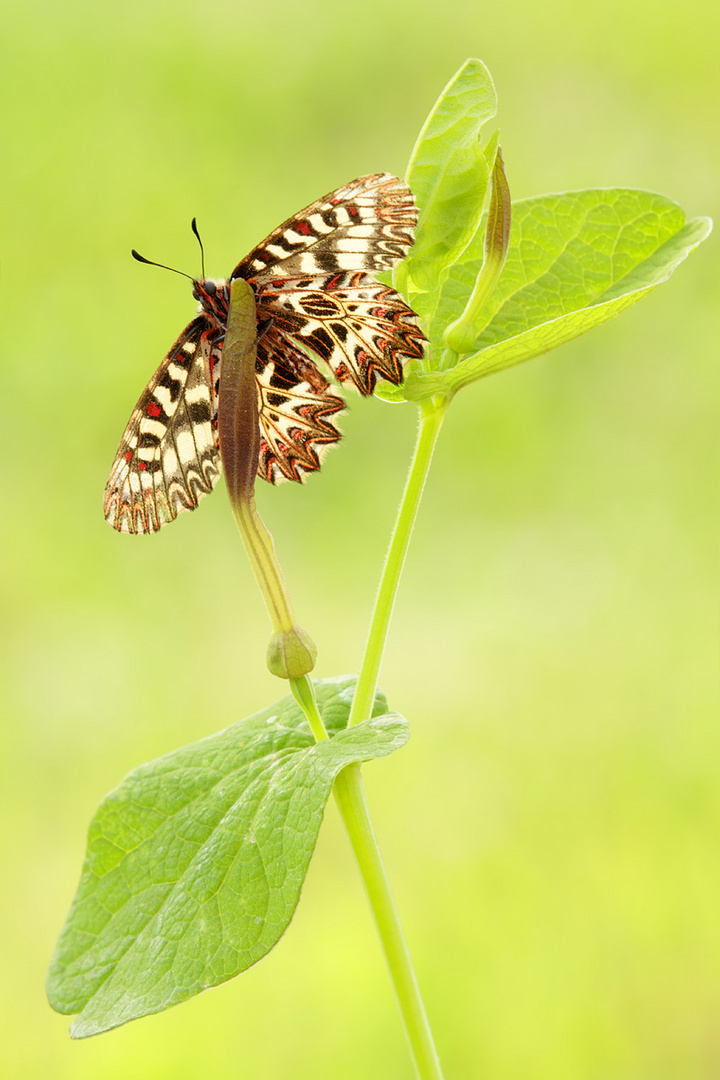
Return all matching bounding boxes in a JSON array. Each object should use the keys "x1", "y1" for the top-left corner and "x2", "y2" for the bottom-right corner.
[
  {"x1": 147, "y1": 401, "x2": 162, "y2": 418},
  {"x1": 176, "y1": 352, "x2": 188, "y2": 363},
  {"x1": 124, "y1": 450, "x2": 133, "y2": 462},
  {"x1": 348, "y1": 205, "x2": 359, "y2": 217},
  {"x1": 138, "y1": 461, "x2": 147, "y2": 471},
  {"x1": 295, "y1": 220, "x2": 312, "y2": 236}
]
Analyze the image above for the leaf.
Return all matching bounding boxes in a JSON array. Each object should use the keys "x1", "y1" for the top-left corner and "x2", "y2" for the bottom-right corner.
[
  {"x1": 401, "y1": 58, "x2": 498, "y2": 304},
  {"x1": 404, "y1": 189, "x2": 712, "y2": 399},
  {"x1": 373, "y1": 379, "x2": 410, "y2": 404},
  {"x1": 47, "y1": 676, "x2": 408, "y2": 1038}
]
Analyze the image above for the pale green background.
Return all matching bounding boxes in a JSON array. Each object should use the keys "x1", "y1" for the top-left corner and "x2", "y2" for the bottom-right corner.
[{"x1": 1, "y1": 1, "x2": 717, "y2": 1077}]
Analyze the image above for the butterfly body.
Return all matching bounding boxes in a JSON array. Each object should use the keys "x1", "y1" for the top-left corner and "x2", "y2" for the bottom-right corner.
[{"x1": 105, "y1": 174, "x2": 424, "y2": 534}]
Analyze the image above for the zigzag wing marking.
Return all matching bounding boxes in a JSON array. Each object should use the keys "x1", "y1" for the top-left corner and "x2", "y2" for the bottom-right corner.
[
  {"x1": 255, "y1": 272, "x2": 425, "y2": 395},
  {"x1": 255, "y1": 326, "x2": 345, "y2": 483}
]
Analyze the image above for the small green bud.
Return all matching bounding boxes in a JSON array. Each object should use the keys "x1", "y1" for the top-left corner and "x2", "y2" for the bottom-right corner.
[{"x1": 266, "y1": 627, "x2": 318, "y2": 679}]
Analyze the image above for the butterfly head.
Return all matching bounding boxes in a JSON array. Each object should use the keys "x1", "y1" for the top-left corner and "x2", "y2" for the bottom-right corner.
[{"x1": 192, "y1": 277, "x2": 230, "y2": 326}]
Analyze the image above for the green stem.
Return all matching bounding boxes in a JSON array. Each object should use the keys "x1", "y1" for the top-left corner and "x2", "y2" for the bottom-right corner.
[
  {"x1": 288, "y1": 395, "x2": 448, "y2": 1075},
  {"x1": 333, "y1": 765, "x2": 443, "y2": 1079},
  {"x1": 289, "y1": 674, "x2": 328, "y2": 742},
  {"x1": 349, "y1": 396, "x2": 448, "y2": 728},
  {"x1": 229, "y1": 489, "x2": 317, "y2": 679},
  {"x1": 229, "y1": 494, "x2": 297, "y2": 632},
  {"x1": 329, "y1": 395, "x2": 448, "y2": 1076},
  {"x1": 288, "y1": 677, "x2": 443, "y2": 1075}
]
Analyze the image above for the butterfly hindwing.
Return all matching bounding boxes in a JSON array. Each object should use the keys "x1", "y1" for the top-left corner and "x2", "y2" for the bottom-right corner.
[
  {"x1": 254, "y1": 326, "x2": 345, "y2": 482},
  {"x1": 255, "y1": 271, "x2": 424, "y2": 395},
  {"x1": 104, "y1": 317, "x2": 221, "y2": 534}
]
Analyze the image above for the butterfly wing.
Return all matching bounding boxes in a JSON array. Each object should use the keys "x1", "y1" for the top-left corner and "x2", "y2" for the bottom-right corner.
[
  {"x1": 254, "y1": 325, "x2": 345, "y2": 482},
  {"x1": 256, "y1": 271, "x2": 424, "y2": 395},
  {"x1": 232, "y1": 173, "x2": 418, "y2": 282},
  {"x1": 104, "y1": 317, "x2": 221, "y2": 533}
]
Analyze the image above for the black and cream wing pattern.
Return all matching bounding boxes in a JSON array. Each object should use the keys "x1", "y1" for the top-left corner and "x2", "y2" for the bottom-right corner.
[{"x1": 104, "y1": 173, "x2": 424, "y2": 534}]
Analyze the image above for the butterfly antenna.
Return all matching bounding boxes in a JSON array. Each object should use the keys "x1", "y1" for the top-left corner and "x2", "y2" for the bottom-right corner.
[
  {"x1": 131, "y1": 249, "x2": 194, "y2": 282},
  {"x1": 191, "y1": 217, "x2": 206, "y2": 280}
]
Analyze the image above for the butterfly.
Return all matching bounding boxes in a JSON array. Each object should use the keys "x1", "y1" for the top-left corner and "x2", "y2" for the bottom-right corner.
[{"x1": 103, "y1": 173, "x2": 425, "y2": 534}]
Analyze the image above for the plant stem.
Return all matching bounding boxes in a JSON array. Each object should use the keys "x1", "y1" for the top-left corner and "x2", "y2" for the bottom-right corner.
[
  {"x1": 289, "y1": 674, "x2": 328, "y2": 742},
  {"x1": 230, "y1": 492, "x2": 296, "y2": 632},
  {"x1": 336, "y1": 394, "x2": 447, "y2": 1076},
  {"x1": 332, "y1": 764, "x2": 444, "y2": 1079},
  {"x1": 348, "y1": 396, "x2": 448, "y2": 728},
  {"x1": 291, "y1": 671, "x2": 443, "y2": 1076},
  {"x1": 292, "y1": 395, "x2": 448, "y2": 1075}
]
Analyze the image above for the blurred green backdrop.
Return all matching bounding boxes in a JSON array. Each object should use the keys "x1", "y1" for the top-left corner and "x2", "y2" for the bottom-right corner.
[{"x1": 1, "y1": 1, "x2": 717, "y2": 1077}]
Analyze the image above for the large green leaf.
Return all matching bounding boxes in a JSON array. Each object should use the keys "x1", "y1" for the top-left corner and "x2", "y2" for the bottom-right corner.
[
  {"x1": 404, "y1": 189, "x2": 711, "y2": 400},
  {"x1": 47, "y1": 676, "x2": 408, "y2": 1038},
  {"x1": 401, "y1": 58, "x2": 497, "y2": 301}
]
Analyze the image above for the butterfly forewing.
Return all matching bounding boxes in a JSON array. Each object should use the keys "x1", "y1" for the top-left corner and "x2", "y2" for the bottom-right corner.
[
  {"x1": 105, "y1": 173, "x2": 424, "y2": 532},
  {"x1": 232, "y1": 174, "x2": 417, "y2": 282},
  {"x1": 104, "y1": 317, "x2": 220, "y2": 533}
]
